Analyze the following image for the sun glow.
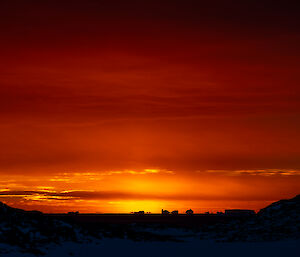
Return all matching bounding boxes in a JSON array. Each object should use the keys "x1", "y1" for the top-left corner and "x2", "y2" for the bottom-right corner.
[{"x1": 108, "y1": 200, "x2": 165, "y2": 213}]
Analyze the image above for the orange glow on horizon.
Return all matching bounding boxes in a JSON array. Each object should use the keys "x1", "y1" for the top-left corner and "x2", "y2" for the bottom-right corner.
[{"x1": 0, "y1": 169, "x2": 299, "y2": 213}]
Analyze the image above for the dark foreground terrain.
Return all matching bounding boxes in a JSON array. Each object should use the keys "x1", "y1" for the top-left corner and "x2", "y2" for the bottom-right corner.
[
  {"x1": 0, "y1": 195, "x2": 299, "y2": 256},
  {"x1": 48, "y1": 213, "x2": 239, "y2": 227}
]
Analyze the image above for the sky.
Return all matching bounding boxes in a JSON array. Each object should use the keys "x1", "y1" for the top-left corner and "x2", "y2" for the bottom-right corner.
[{"x1": 0, "y1": 0, "x2": 300, "y2": 213}]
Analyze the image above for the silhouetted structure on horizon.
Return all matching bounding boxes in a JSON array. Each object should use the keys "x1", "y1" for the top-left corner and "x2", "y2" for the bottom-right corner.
[
  {"x1": 225, "y1": 209, "x2": 255, "y2": 217},
  {"x1": 68, "y1": 211, "x2": 79, "y2": 215},
  {"x1": 186, "y1": 209, "x2": 194, "y2": 215},
  {"x1": 129, "y1": 208, "x2": 255, "y2": 216},
  {"x1": 161, "y1": 209, "x2": 170, "y2": 215},
  {"x1": 133, "y1": 211, "x2": 145, "y2": 215}
]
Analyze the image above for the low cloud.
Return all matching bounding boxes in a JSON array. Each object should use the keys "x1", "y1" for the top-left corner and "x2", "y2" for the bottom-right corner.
[
  {"x1": 200, "y1": 169, "x2": 300, "y2": 176},
  {"x1": 0, "y1": 189, "x2": 283, "y2": 202}
]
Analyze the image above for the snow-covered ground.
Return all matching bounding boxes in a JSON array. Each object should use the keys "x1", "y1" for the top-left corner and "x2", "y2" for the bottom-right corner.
[
  {"x1": 1, "y1": 238, "x2": 299, "y2": 257},
  {"x1": 0, "y1": 195, "x2": 299, "y2": 256}
]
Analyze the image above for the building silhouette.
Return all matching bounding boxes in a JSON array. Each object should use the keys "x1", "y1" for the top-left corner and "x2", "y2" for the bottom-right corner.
[
  {"x1": 133, "y1": 211, "x2": 145, "y2": 215},
  {"x1": 225, "y1": 209, "x2": 255, "y2": 217},
  {"x1": 161, "y1": 209, "x2": 170, "y2": 215},
  {"x1": 186, "y1": 209, "x2": 194, "y2": 215}
]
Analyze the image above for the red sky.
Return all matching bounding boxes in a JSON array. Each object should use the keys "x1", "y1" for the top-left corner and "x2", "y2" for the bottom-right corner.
[{"x1": 0, "y1": 0, "x2": 299, "y2": 213}]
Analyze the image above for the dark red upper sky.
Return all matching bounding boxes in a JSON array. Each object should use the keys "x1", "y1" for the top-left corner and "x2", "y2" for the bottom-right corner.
[{"x1": 0, "y1": 0, "x2": 299, "y2": 213}]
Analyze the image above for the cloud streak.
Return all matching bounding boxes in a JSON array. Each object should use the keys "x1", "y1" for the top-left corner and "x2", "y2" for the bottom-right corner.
[
  {"x1": 201, "y1": 169, "x2": 300, "y2": 176},
  {"x1": 0, "y1": 189, "x2": 285, "y2": 202}
]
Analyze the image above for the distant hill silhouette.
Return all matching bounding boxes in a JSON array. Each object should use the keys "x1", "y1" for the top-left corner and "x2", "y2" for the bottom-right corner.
[
  {"x1": 254, "y1": 194, "x2": 300, "y2": 240},
  {"x1": 0, "y1": 202, "x2": 84, "y2": 255},
  {"x1": 201, "y1": 194, "x2": 300, "y2": 242},
  {"x1": 258, "y1": 194, "x2": 300, "y2": 218}
]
